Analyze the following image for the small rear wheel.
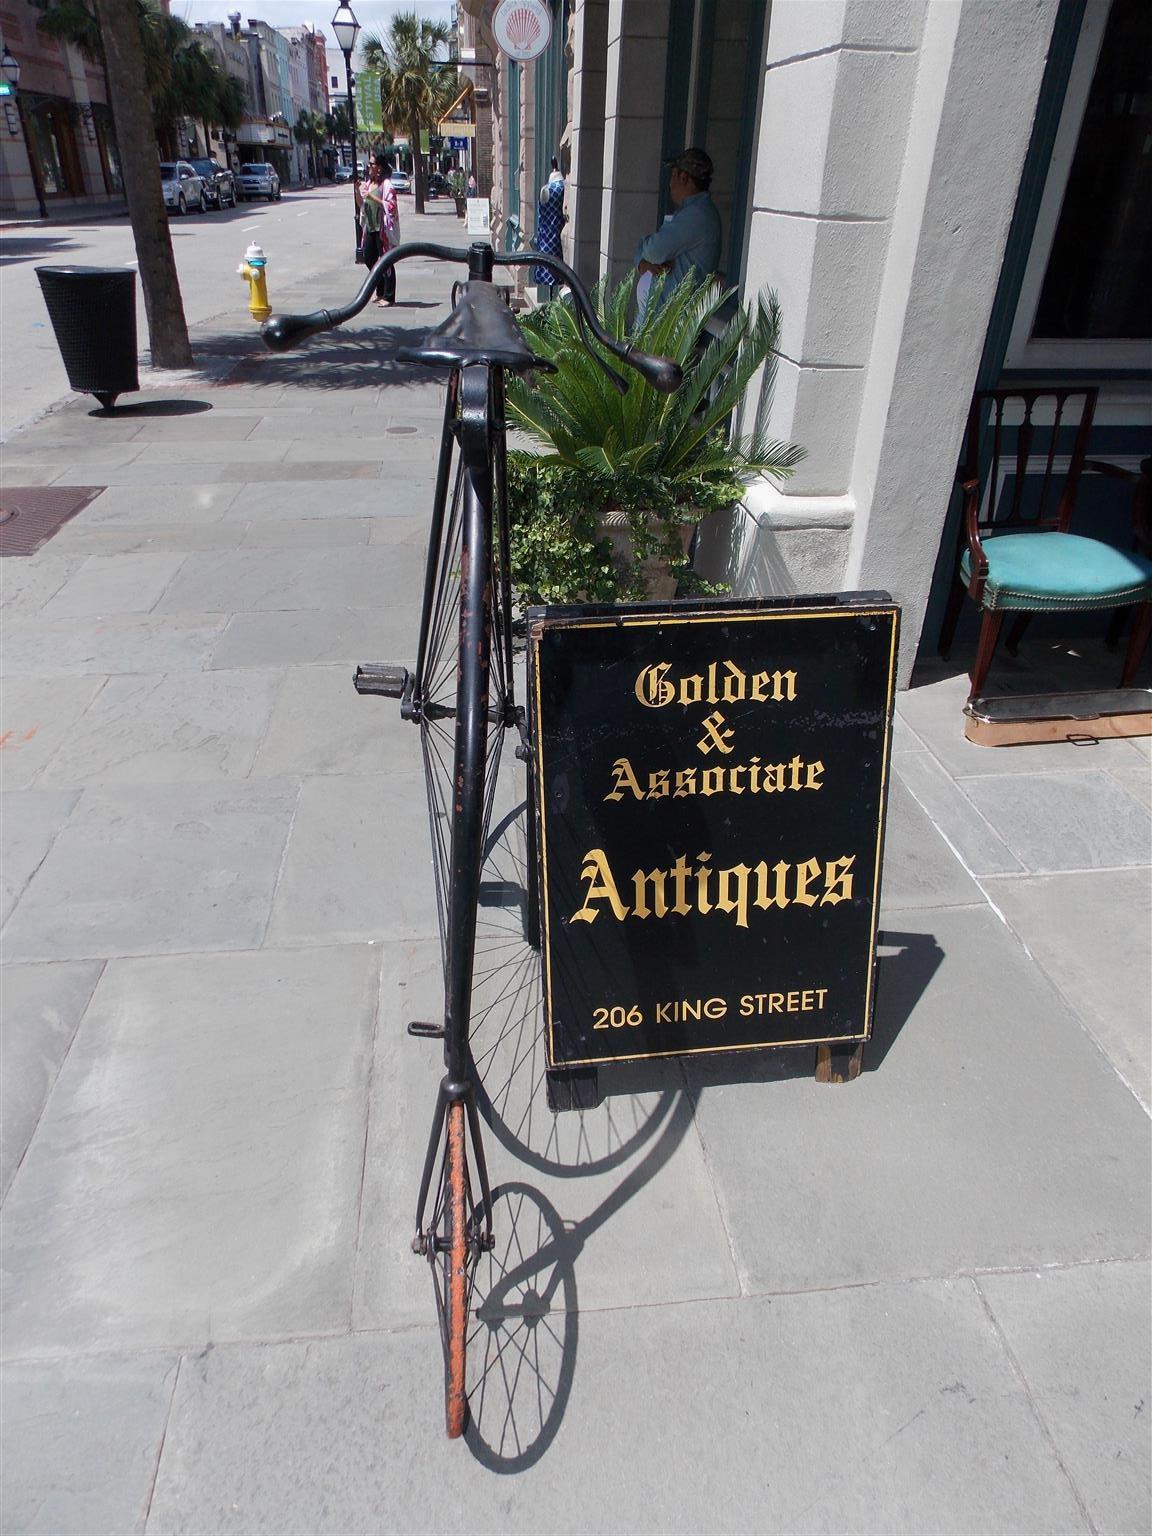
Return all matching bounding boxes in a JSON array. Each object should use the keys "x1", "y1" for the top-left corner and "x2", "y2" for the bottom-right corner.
[{"x1": 442, "y1": 1101, "x2": 468, "y2": 1438}]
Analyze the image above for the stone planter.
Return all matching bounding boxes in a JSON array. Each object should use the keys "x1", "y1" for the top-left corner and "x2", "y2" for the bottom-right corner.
[{"x1": 596, "y1": 509, "x2": 696, "y2": 601}]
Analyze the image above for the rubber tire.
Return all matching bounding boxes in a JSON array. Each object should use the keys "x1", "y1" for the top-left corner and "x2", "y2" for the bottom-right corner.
[
  {"x1": 177, "y1": 193, "x2": 186, "y2": 216},
  {"x1": 274, "y1": 187, "x2": 281, "y2": 201},
  {"x1": 443, "y1": 1100, "x2": 468, "y2": 1440}
]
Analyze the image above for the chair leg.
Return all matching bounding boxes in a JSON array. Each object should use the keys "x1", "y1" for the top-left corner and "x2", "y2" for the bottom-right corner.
[
  {"x1": 1006, "y1": 612, "x2": 1032, "y2": 657},
  {"x1": 1104, "y1": 607, "x2": 1127, "y2": 651},
  {"x1": 1120, "y1": 603, "x2": 1152, "y2": 688},
  {"x1": 968, "y1": 609, "x2": 1005, "y2": 701},
  {"x1": 938, "y1": 579, "x2": 965, "y2": 659}
]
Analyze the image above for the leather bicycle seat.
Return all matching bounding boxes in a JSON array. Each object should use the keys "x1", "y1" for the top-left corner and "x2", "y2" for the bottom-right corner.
[{"x1": 396, "y1": 281, "x2": 555, "y2": 374}]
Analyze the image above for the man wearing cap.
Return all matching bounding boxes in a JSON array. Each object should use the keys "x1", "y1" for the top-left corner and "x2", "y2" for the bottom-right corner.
[{"x1": 635, "y1": 147, "x2": 722, "y2": 304}]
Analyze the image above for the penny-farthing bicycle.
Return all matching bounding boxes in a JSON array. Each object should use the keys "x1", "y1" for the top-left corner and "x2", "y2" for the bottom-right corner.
[{"x1": 263, "y1": 241, "x2": 681, "y2": 1437}]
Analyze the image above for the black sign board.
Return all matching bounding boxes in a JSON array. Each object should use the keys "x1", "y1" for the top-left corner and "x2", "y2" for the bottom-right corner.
[{"x1": 529, "y1": 594, "x2": 900, "y2": 1069}]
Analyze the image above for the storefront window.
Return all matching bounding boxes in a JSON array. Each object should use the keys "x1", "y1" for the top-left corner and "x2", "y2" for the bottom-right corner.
[
  {"x1": 1032, "y1": 0, "x2": 1151, "y2": 340},
  {"x1": 26, "y1": 99, "x2": 83, "y2": 197}
]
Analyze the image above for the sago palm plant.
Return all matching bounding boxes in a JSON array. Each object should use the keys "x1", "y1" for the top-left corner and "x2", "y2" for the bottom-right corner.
[{"x1": 505, "y1": 271, "x2": 804, "y2": 603}]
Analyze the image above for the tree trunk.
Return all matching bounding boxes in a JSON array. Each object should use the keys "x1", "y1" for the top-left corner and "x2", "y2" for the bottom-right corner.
[
  {"x1": 93, "y1": 0, "x2": 191, "y2": 368},
  {"x1": 410, "y1": 113, "x2": 425, "y2": 215}
]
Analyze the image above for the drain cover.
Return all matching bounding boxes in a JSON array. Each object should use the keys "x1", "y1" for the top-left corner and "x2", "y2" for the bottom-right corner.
[{"x1": 0, "y1": 487, "x2": 105, "y2": 556}]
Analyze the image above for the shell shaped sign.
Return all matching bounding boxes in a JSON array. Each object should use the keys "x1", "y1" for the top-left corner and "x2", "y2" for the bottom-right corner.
[{"x1": 493, "y1": 0, "x2": 552, "y2": 61}]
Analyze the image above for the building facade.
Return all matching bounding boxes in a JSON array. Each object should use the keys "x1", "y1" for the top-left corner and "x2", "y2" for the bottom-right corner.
[
  {"x1": 473, "y1": 0, "x2": 1150, "y2": 682},
  {"x1": 0, "y1": 0, "x2": 121, "y2": 220}
]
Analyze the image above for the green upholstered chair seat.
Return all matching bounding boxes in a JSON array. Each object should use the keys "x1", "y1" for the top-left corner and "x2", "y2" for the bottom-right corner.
[{"x1": 961, "y1": 532, "x2": 1152, "y2": 612}]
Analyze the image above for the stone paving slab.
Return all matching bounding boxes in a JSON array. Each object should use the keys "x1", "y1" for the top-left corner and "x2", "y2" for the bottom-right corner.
[
  {"x1": 0, "y1": 945, "x2": 379, "y2": 1357},
  {"x1": 983, "y1": 867, "x2": 1152, "y2": 1105},
  {"x1": 156, "y1": 546, "x2": 424, "y2": 616},
  {"x1": 977, "y1": 1259, "x2": 1151, "y2": 1536},
  {"x1": 207, "y1": 606, "x2": 412, "y2": 671},
  {"x1": 40, "y1": 553, "x2": 186, "y2": 619},
  {"x1": 265, "y1": 774, "x2": 434, "y2": 947},
  {"x1": 3, "y1": 1353, "x2": 179, "y2": 1535},
  {"x1": 0, "y1": 780, "x2": 298, "y2": 962},
  {"x1": 875, "y1": 775, "x2": 984, "y2": 909},
  {"x1": 354, "y1": 939, "x2": 740, "y2": 1333},
  {"x1": 0, "y1": 675, "x2": 105, "y2": 790},
  {"x1": 251, "y1": 664, "x2": 413, "y2": 779},
  {"x1": 960, "y1": 769, "x2": 1151, "y2": 873},
  {"x1": 1, "y1": 959, "x2": 103, "y2": 1198},
  {"x1": 683, "y1": 905, "x2": 1151, "y2": 1292},
  {"x1": 142, "y1": 1280, "x2": 1085, "y2": 1535},
  {"x1": 35, "y1": 669, "x2": 283, "y2": 786},
  {"x1": 217, "y1": 479, "x2": 425, "y2": 520},
  {"x1": 1, "y1": 612, "x2": 228, "y2": 677},
  {"x1": 894, "y1": 750, "x2": 1023, "y2": 875},
  {"x1": 66, "y1": 484, "x2": 242, "y2": 526},
  {"x1": 0, "y1": 788, "x2": 79, "y2": 926}
]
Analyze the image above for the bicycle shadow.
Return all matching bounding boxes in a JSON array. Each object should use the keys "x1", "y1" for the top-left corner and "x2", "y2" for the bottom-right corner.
[{"x1": 460, "y1": 768, "x2": 941, "y2": 1470}]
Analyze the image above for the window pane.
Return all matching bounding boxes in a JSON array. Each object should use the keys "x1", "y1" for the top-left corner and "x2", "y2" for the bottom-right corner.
[{"x1": 1033, "y1": 0, "x2": 1152, "y2": 340}]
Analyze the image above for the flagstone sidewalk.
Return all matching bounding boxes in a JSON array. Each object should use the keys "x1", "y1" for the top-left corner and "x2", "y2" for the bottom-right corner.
[{"x1": 2, "y1": 215, "x2": 1149, "y2": 1534}]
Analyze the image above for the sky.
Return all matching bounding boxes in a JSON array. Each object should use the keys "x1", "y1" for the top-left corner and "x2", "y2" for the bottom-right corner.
[{"x1": 172, "y1": 0, "x2": 456, "y2": 50}]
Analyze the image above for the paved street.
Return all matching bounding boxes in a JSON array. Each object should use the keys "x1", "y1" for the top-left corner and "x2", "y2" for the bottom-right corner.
[
  {"x1": 1, "y1": 184, "x2": 369, "y2": 437},
  {"x1": 1, "y1": 206, "x2": 1150, "y2": 1533}
]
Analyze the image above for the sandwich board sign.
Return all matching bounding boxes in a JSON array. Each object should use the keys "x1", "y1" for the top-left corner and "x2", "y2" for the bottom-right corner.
[{"x1": 528, "y1": 594, "x2": 900, "y2": 1069}]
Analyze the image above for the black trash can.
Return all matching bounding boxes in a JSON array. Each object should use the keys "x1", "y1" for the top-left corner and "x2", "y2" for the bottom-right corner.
[{"x1": 35, "y1": 265, "x2": 139, "y2": 410}]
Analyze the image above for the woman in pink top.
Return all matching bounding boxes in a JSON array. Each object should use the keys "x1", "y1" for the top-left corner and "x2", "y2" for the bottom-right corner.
[{"x1": 374, "y1": 155, "x2": 399, "y2": 307}]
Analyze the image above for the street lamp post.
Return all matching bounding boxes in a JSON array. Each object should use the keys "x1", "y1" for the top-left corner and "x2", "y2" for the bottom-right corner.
[
  {"x1": 1, "y1": 45, "x2": 46, "y2": 220},
  {"x1": 330, "y1": 2, "x2": 360, "y2": 250}
]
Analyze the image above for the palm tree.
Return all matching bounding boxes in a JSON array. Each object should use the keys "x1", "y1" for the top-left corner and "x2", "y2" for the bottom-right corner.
[
  {"x1": 361, "y1": 12, "x2": 456, "y2": 214},
  {"x1": 328, "y1": 102, "x2": 352, "y2": 167},
  {"x1": 294, "y1": 109, "x2": 327, "y2": 184}
]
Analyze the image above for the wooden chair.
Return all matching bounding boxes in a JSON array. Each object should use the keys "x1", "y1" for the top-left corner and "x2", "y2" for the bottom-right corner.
[{"x1": 939, "y1": 386, "x2": 1152, "y2": 700}]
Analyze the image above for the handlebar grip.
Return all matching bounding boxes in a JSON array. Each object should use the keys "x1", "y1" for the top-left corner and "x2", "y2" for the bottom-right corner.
[
  {"x1": 261, "y1": 311, "x2": 333, "y2": 352},
  {"x1": 622, "y1": 348, "x2": 683, "y2": 395}
]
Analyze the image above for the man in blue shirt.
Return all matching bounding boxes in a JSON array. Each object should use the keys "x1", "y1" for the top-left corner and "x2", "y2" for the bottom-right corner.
[{"x1": 635, "y1": 147, "x2": 722, "y2": 307}]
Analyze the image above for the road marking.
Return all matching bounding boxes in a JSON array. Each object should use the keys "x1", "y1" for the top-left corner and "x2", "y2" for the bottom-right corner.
[
  {"x1": 296, "y1": 212, "x2": 308, "y2": 218},
  {"x1": 242, "y1": 224, "x2": 259, "y2": 232}
]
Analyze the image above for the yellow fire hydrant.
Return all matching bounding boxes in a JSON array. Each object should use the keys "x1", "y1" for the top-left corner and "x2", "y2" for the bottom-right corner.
[{"x1": 238, "y1": 242, "x2": 271, "y2": 322}]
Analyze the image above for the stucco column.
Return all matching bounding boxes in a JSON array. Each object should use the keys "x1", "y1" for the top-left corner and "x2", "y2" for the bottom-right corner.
[
  {"x1": 845, "y1": 0, "x2": 1060, "y2": 674},
  {"x1": 716, "y1": 0, "x2": 1058, "y2": 681},
  {"x1": 599, "y1": 0, "x2": 669, "y2": 283},
  {"x1": 566, "y1": 0, "x2": 608, "y2": 286}
]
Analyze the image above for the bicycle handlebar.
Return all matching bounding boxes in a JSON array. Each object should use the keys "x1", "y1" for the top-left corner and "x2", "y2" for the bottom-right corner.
[{"x1": 261, "y1": 242, "x2": 683, "y2": 395}]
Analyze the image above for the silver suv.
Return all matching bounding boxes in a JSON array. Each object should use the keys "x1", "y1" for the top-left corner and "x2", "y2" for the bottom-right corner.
[
  {"x1": 159, "y1": 161, "x2": 206, "y2": 215},
  {"x1": 236, "y1": 163, "x2": 281, "y2": 202}
]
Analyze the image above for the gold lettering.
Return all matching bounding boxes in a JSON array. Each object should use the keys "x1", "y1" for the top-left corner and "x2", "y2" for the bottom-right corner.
[
  {"x1": 754, "y1": 859, "x2": 792, "y2": 910},
  {"x1": 571, "y1": 848, "x2": 628, "y2": 924},
  {"x1": 697, "y1": 710, "x2": 735, "y2": 756},
  {"x1": 794, "y1": 857, "x2": 822, "y2": 907},
  {"x1": 673, "y1": 767, "x2": 697, "y2": 797},
  {"x1": 820, "y1": 854, "x2": 856, "y2": 905},
  {"x1": 701, "y1": 766, "x2": 726, "y2": 796},
  {"x1": 605, "y1": 757, "x2": 644, "y2": 802},
  {"x1": 716, "y1": 862, "x2": 752, "y2": 929},
  {"x1": 806, "y1": 760, "x2": 824, "y2": 790},
  {"x1": 695, "y1": 852, "x2": 713, "y2": 914},
  {"x1": 670, "y1": 854, "x2": 693, "y2": 915},
  {"x1": 635, "y1": 663, "x2": 675, "y2": 709},
  {"x1": 721, "y1": 661, "x2": 747, "y2": 704},
  {"x1": 632, "y1": 867, "x2": 669, "y2": 920},
  {"x1": 647, "y1": 768, "x2": 670, "y2": 799}
]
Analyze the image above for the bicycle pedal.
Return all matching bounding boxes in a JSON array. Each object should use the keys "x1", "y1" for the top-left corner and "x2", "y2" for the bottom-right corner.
[
  {"x1": 354, "y1": 663, "x2": 410, "y2": 698},
  {"x1": 407, "y1": 1020, "x2": 445, "y2": 1038}
]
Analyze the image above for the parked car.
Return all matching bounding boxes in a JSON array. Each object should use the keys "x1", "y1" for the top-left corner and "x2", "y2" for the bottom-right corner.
[
  {"x1": 426, "y1": 172, "x2": 450, "y2": 198},
  {"x1": 159, "y1": 160, "x2": 206, "y2": 215},
  {"x1": 390, "y1": 169, "x2": 411, "y2": 194},
  {"x1": 236, "y1": 163, "x2": 281, "y2": 202},
  {"x1": 188, "y1": 158, "x2": 236, "y2": 210},
  {"x1": 333, "y1": 163, "x2": 354, "y2": 182}
]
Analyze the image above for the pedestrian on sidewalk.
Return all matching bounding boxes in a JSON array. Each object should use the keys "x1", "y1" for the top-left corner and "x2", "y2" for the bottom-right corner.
[
  {"x1": 359, "y1": 159, "x2": 398, "y2": 308},
  {"x1": 635, "y1": 146, "x2": 722, "y2": 316}
]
